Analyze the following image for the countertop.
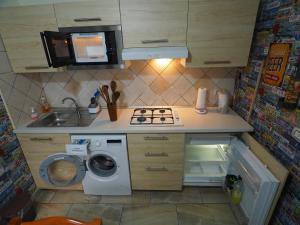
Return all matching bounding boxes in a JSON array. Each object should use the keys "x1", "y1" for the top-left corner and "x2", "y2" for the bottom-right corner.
[{"x1": 14, "y1": 107, "x2": 253, "y2": 134}]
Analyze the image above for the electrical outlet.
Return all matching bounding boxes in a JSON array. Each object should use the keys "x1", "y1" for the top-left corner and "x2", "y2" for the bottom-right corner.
[{"x1": 291, "y1": 127, "x2": 300, "y2": 142}]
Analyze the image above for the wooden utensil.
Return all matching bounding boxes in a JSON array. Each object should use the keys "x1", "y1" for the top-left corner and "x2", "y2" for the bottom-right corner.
[
  {"x1": 110, "y1": 80, "x2": 117, "y2": 94},
  {"x1": 102, "y1": 85, "x2": 111, "y2": 103},
  {"x1": 99, "y1": 87, "x2": 108, "y2": 103},
  {"x1": 112, "y1": 91, "x2": 120, "y2": 104}
]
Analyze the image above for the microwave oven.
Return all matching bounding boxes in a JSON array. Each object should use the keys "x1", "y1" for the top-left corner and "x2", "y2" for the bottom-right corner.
[{"x1": 40, "y1": 25, "x2": 123, "y2": 69}]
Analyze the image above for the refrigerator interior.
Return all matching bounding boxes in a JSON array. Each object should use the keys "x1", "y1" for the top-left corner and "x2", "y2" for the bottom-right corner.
[
  {"x1": 184, "y1": 144, "x2": 229, "y2": 186},
  {"x1": 184, "y1": 135, "x2": 279, "y2": 225}
]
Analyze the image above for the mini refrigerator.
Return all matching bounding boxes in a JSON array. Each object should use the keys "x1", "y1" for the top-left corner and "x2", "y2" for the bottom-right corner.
[{"x1": 184, "y1": 134, "x2": 279, "y2": 225}]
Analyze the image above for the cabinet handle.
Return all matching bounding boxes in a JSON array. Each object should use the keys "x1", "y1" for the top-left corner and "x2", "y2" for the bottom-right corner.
[
  {"x1": 204, "y1": 61, "x2": 231, "y2": 65},
  {"x1": 74, "y1": 17, "x2": 102, "y2": 22},
  {"x1": 144, "y1": 136, "x2": 169, "y2": 141},
  {"x1": 30, "y1": 137, "x2": 53, "y2": 141},
  {"x1": 145, "y1": 152, "x2": 168, "y2": 157},
  {"x1": 146, "y1": 167, "x2": 168, "y2": 172},
  {"x1": 141, "y1": 39, "x2": 169, "y2": 44},
  {"x1": 25, "y1": 66, "x2": 49, "y2": 70}
]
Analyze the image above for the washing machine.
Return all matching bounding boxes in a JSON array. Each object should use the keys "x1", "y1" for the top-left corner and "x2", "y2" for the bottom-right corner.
[
  {"x1": 73, "y1": 134, "x2": 131, "y2": 195},
  {"x1": 39, "y1": 135, "x2": 131, "y2": 195}
]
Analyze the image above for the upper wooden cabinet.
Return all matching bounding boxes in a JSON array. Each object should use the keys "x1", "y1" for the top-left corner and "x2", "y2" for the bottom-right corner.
[
  {"x1": 187, "y1": 0, "x2": 260, "y2": 68},
  {"x1": 54, "y1": 0, "x2": 121, "y2": 27},
  {"x1": 0, "y1": 5, "x2": 59, "y2": 73},
  {"x1": 120, "y1": 0, "x2": 188, "y2": 48}
]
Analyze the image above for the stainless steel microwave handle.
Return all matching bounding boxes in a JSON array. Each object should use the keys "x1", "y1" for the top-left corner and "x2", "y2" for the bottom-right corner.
[
  {"x1": 25, "y1": 66, "x2": 49, "y2": 70},
  {"x1": 73, "y1": 17, "x2": 102, "y2": 22},
  {"x1": 141, "y1": 39, "x2": 169, "y2": 44},
  {"x1": 204, "y1": 60, "x2": 231, "y2": 65}
]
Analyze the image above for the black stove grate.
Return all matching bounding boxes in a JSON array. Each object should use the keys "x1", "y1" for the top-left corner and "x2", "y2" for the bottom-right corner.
[{"x1": 130, "y1": 108, "x2": 174, "y2": 125}]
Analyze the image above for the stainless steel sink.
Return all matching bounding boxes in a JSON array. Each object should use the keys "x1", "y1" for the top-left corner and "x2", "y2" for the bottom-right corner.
[{"x1": 27, "y1": 108, "x2": 97, "y2": 127}]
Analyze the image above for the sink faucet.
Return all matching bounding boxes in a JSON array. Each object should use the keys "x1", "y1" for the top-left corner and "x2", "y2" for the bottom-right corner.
[{"x1": 62, "y1": 97, "x2": 81, "y2": 119}]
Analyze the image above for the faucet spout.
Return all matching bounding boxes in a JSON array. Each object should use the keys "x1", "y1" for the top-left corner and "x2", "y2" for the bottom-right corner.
[{"x1": 62, "y1": 97, "x2": 81, "y2": 119}]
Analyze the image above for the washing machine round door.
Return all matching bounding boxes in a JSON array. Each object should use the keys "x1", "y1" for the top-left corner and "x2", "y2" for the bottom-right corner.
[
  {"x1": 88, "y1": 154, "x2": 117, "y2": 177},
  {"x1": 39, "y1": 153, "x2": 86, "y2": 187}
]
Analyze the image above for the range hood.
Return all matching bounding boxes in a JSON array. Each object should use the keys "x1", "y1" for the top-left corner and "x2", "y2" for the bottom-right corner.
[{"x1": 122, "y1": 47, "x2": 188, "y2": 60}]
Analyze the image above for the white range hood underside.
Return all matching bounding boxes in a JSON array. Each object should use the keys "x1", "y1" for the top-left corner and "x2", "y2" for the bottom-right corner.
[{"x1": 122, "y1": 47, "x2": 188, "y2": 60}]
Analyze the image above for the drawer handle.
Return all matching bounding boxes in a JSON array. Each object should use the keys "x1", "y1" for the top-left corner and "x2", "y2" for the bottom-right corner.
[
  {"x1": 145, "y1": 152, "x2": 168, "y2": 157},
  {"x1": 30, "y1": 137, "x2": 53, "y2": 141},
  {"x1": 74, "y1": 17, "x2": 102, "y2": 22},
  {"x1": 146, "y1": 167, "x2": 168, "y2": 172},
  {"x1": 25, "y1": 66, "x2": 49, "y2": 70},
  {"x1": 144, "y1": 136, "x2": 169, "y2": 141},
  {"x1": 204, "y1": 60, "x2": 231, "y2": 65},
  {"x1": 141, "y1": 39, "x2": 169, "y2": 44}
]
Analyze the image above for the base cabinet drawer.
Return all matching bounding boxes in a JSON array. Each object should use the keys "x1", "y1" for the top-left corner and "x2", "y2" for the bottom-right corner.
[
  {"x1": 127, "y1": 133, "x2": 185, "y2": 190},
  {"x1": 130, "y1": 163, "x2": 183, "y2": 190}
]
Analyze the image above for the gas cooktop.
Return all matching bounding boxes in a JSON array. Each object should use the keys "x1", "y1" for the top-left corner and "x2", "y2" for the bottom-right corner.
[{"x1": 130, "y1": 107, "x2": 183, "y2": 126}]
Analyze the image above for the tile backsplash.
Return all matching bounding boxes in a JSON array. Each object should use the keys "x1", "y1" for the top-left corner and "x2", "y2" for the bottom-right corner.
[
  {"x1": 41, "y1": 59, "x2": 238, "y2": 109},
  {"x1": 0, "y1": 35, "x2": 237, "y2": 128}
]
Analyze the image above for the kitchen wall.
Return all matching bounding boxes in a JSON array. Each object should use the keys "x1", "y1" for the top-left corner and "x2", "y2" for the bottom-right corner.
[
  {"x1": 233, "y1": 0, "x2": 300, "y2": 224},
  {"x1": 0, "y1": 94, "x2": 36, "y2": 225},
  {"x1": 40, "y1": 60, "x2": 237, "y2": 109},
  {"x1": 0, "y1": 36, "x2": 44, "y2": 128}
]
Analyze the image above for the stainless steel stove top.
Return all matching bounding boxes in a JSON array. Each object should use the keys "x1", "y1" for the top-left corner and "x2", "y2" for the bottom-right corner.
[{"x1": 130, "y1": 107, "x2": 183, "y2": 126}]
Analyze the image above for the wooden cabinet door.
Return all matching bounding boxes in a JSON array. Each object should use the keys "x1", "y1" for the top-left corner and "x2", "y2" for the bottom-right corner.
[
  {"x1": 0, "y1": 5, "x2": 60, "y2": 73},
  {"x1": 187, "y1": 0, "x2": 260, "y2": 68},
  {"x1": 127, "y1": 133, "x2": 185, "y2": 190},
  {"x1": 54, "y1": 0, "x2": 120, "y2": 27},
  {"x1": 17, "y1": 133, "x2": 82, "y2": 190},
  {"x1": 120, "y1": 0, "x2": 188, "y2": 48}
]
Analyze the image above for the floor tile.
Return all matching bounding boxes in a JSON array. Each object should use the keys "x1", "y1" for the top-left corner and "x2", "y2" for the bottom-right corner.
[
  {"x1": 67, "y1": 204, "x2": 122, "y2": 225},
  {"x1": 50, "y1": 190, "x2": 101, "y2": 204},
  {"x1": 199, "y1": 187, "x2": 230, "y2": 203},
  {"x1": 100, "y1": 191, "x2": 150, "y2": 204},
  {"x1": 121, "y1": 204, "x2": 177, "y2": 225},
  {"x1": 150, "y1": 187, "x2": 202, "y2": 204},
  {"x1": 177, "y1": 204, "x2": 238, "y2": 225},
  {"x1": 34, "y1": 189, "x2": 56, "y2": 203},
  {"x1": 36, "y1": 204, "x2": 71, "y2": 219}
]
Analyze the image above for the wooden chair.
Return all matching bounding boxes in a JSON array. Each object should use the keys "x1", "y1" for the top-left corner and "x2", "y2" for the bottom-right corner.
[{"x1": 8, "y1": 217, "x2": 102, "y2": 225}]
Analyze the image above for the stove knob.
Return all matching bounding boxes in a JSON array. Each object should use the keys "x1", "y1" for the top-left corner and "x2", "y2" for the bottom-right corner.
[{"x1": 95, "y1": 141, "x2": 101, "y2": 147}]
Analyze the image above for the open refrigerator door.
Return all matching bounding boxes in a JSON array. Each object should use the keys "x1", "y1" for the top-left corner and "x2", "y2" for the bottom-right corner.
[{"x1": 228, "y1": 138, "x2": 279, "y2": 225}]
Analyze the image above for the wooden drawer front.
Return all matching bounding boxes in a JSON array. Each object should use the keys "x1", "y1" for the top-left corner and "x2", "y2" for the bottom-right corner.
[
  {"x1": 120, "y1": 0, "x2": 188, "y2": 48},
  {"x1": 130, "y1": 163, "x2": 183, "y2": 190},
  {"x1": 128, "y1": 133, "x2": 185, "y2": 144},
  {"x1": 187, "y1": 0, "x2": 259, "y2": 67},
  {"x1": 17, "y1": 134, "x2": 70, "y2": 154},
  {"x1": 0, "y1": 5, "x2": 57, "y2": 38},
  {"x1": 128, "y1": 143, "x2": 183, "y2": 164},
  {"x1": 54, "y1": 0, "x2": 120, "y2": 27}
]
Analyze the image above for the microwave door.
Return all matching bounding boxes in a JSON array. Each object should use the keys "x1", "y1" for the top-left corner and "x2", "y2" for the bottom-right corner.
[{"x1": 40, "y1": 31, "x2": 75, "y2": 68}]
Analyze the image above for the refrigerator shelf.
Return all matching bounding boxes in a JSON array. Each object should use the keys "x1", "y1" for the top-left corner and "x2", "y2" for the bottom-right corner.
[{"x1": 185, "y1": 144, "x2": 228, "y2": 162}]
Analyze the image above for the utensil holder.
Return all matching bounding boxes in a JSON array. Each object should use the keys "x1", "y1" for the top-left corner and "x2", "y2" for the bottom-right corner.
[{"x1": 107, "y1": 103, "x2": 117, "y2": 121}]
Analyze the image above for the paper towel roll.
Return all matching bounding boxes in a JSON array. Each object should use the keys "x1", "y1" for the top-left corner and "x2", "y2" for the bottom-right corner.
[{"x1": 195, "y1": 88, "x2": 207, "y2": 109}]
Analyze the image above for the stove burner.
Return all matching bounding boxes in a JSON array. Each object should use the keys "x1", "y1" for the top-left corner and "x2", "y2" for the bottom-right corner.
[
  {"x1": 137, "y1": 117, "x2": 146, "y2": 122},
  {"x1": 160, "y1": 117, "x2": 166, "y2": 122},
  {"x1": 140, "y1": 109, "x2": 146, "y2": 114},
  {"x1": 159, "y1": 109, "x2": 165, "y2": 114}
]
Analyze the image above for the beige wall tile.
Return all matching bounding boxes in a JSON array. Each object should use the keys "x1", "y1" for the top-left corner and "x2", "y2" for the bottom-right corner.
[
  {"x1": 14, "y1": 74, "x2": 31, "y2": 94},
  {"x1": 150, "y1": 76, "x2": 170, "y2": 95},
  {"x1": 0, "y1": 36, "x2": 5, "y2": 52},
  {"x1": 129, "y1": 60, "x2": 147, "y2": 74},
  {"x1": 0, "y1": 52, "x2": 12, "y2": 74},
  {"x1": 138, "y1": 65, "x2": 159, "y2": 85},
  {"x1": 160, "y1": 64, "x2": 181, "y2": 85}
]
